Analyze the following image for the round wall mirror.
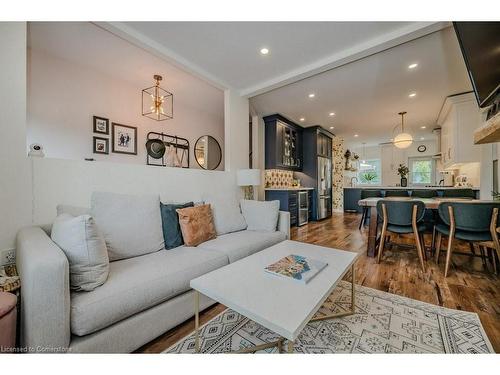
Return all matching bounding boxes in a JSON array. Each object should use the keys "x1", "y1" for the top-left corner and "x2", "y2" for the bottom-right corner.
[{"x1": 194, "y1": 135, "x2": 222, "y2": 170}]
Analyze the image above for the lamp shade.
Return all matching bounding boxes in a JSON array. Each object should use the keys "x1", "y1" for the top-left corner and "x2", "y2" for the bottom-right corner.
[
  {"x1": 237, "y1": 169, "x2": 261, "y2": 186},
  {"x1": 394, "y1": 133, "x2": 413, "y2": 149}
]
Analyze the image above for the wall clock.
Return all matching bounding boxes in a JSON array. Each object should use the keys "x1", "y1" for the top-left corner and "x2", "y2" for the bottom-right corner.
[{"x1": 417, "y1": 145, "x2": 427, "y2": 153}]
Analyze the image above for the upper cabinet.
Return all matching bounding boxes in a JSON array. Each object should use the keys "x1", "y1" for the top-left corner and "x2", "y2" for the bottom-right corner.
[
  {"x1": 437, "y1": 92, "x2": 483, "y2": 169},
  {"x1": 264, "y1": 114, "x2": 303, "y2": 171}
]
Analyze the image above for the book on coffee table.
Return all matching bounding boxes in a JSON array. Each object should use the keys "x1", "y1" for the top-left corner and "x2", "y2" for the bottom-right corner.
[{"x1": 264, "y1": 254, "x2": 327, "y2": 284}]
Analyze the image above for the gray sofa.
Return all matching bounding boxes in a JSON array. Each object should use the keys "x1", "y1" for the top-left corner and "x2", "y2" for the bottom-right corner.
[{"x1": 16, "y1": 198, "x2": 289, "y2": 353}]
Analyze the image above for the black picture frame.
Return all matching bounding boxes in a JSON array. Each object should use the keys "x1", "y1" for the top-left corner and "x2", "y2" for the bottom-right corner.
[
  {"x1": 93, "y1": 136, "x2": 109, "y2": 154},
  {"x1": 112, "y1": 122, "x2": 138, "y2": 155},
  {"x1": 417, "y1": 145, "x2": 427, "y2": 153},
  {"x1": 93, "y1": 116, "x2": 109, "y2": 135}
]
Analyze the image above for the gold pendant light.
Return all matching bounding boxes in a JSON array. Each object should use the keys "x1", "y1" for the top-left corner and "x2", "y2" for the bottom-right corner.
[
  {"x1": 393, "y1": 111, "x2": 413, "y2": 149},
  {"x1": 142, "y1": 75, "x2": 173, "y2": 121}
]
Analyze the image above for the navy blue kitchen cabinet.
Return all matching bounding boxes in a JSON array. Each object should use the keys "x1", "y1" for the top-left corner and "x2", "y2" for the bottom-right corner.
[{"x1": 264, "y1": 114, "x2": 303, "y2": 171}]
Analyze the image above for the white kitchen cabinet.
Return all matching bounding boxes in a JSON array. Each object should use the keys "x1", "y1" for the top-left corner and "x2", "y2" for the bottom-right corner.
[{"x1": 437, "y1": 92, "x2": 482, "y2": 169}]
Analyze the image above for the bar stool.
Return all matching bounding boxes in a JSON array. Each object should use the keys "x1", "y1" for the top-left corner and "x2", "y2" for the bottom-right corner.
[
  {"x1": 359, "y1": 190, "x2": 382, "y2": 230},
  {"x1": 385, "y1": 190, "x2": 410, "y2": 197}
]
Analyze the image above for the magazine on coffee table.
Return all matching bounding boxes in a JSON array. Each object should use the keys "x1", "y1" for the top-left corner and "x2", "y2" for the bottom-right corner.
[{"x1": 264, "y1": 254, "x2": 327, "y2": 284}]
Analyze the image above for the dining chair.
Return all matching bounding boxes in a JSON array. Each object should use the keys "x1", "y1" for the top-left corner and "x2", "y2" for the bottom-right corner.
[
  {"x1": 384, "y1": 190, "x2": 410, "y2": 197},
  {"x1": 411, "y1": 190, "x2": 438, "y2": 252},
  {"x1": 358, "y1": 190, "x2": 382, "y2": 230},
  {"x1": 434, "y1": 202, "x2": 500, "y2": 277},
  {"x1": 442, "y1": 189, "x2": 475, "y2": 199},
  {"x1": 376, "y1": 199, "x2": 426, "y2": 271}
]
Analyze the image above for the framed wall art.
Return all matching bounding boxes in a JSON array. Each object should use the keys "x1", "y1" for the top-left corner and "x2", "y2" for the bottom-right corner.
[
  {"x1": 93, "y1": 136, "x2": 109, "y2": 154},
  {"x1": 112, "y1": 123, "x2": 137, "y2": 155},
  {"x1": 93, "y1": 116, "x2": 109, "y2": 135}
]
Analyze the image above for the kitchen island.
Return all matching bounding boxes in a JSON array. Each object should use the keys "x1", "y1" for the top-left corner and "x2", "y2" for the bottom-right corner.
[{"x1": 343, "y1": 186, "x2": 480, "y2": 213}]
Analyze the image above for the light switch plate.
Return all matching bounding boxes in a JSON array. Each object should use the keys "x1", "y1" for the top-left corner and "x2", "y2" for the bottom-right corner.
[{"x1": 0, "y1": 248, "x2": 15, "y2": 266}]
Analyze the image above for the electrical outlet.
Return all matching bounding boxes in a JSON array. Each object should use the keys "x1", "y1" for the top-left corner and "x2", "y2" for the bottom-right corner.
[{"x1": 0, "y1": 248, "x2": 15, "y2": 266}]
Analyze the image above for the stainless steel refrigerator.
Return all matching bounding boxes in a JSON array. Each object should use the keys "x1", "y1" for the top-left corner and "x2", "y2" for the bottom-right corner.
[{"x1": 316, "y1": 156, "x2": 332, "y2": 220}]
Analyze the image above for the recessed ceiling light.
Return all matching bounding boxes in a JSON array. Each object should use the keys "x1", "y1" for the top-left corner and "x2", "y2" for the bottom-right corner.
[
  {"x1": 308, "y1": 93, "x2": 315, "y2": 98},
  {"x1": 408, "y1": 92, "x2": 417, "y2": 98},
  {"x1": 408, "y1": 63, "x2": 418, "y2": 69},
  {"x1": 354, "y1": 134, "x2": 359, "y2": 137},
  {"x1": 421, "y1": 126, "x2": 426, "y2": 129},
  {"x1": 329, "y1": 112, "x2": 335, "y2": 116},
  {"x1": 420, "y1": 137, "x2": 425, "y2": 140},
  {"x1": 260, "y1": 47, "x2": 269, "y2": 55},
  {"x1": 329, "y1": 126, "x2": 334, "y2": 130},
  {"x1": 299, "y1": 117, "x2": 305, "y2": 122}
]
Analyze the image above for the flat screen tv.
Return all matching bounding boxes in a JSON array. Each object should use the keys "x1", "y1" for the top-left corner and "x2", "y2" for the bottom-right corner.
[{"x1": 453, "y1": 22, "x2": 500, "y2": 108}]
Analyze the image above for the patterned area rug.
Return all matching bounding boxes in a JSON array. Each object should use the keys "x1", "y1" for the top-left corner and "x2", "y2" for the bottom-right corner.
[{"x1": 164, "y1": 281, "x2": 494, "y2": 354}]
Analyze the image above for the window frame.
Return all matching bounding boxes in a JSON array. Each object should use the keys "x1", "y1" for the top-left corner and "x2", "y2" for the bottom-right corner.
[
  {"x1": 357, "y1": 158, "x2": 382, "y2": 186},
  {"x1": 408, "y1": 156, "x2": 435, "y2": 186}
]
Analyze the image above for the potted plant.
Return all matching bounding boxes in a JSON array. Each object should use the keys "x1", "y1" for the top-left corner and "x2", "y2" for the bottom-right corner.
[{"x1": 397, "y1": 164, "x2": 409, "y2": 187}]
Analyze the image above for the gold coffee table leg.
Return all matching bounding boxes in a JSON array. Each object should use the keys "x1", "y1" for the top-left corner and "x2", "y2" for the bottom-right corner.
[
  {"x1": 194, "y1": 291, "x2": 200, "y2": 353},
  {"x1": 287, "y1": 340, "x2": 294, "y2": 353},
  {"x1": 310, "y1": 263, "x2": 356, "y2": 322}
]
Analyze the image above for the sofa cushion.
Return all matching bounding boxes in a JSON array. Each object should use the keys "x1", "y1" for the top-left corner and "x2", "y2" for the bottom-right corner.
[
  {"x1": 176, "y1": 204, "x2": 217, "y2": 247},
  {"x1": 91, "y1": 192, "x2": 164, "y2": 261},
  {"x1": 197, "y1": 230, "x2": 286, "y2": 263},
  {"x1": 160, "y1": 201, "x2": 194, "y2": 249},
  {"x1": 51, "y1": 213, "x2": 109, "y2": 291},
  {"x1": 202, "y1": 191, "x2": 247, "y2": 235},
  {"x1": 240, "y1": 199, "x2": 280, "y2": 232},
  {"x1": 70, "y1": 247, "x2": 228, "y2": 336}
]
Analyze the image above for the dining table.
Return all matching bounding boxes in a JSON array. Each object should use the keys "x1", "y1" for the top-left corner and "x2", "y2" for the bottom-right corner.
[{"x1": 357, "y1": 197, "x2": 476, "y2": 257}]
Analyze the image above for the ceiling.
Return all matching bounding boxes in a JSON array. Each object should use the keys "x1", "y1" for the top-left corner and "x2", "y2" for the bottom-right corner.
[
  {"x1": 112, "y1": 21, "x2": 444, "y2": 95},
  {"x1": 250, "y1": 26, "x2": 472, "y2": 146},
  {"x1": 27, "y1": 22, "x2": 224, "y2": 119}
]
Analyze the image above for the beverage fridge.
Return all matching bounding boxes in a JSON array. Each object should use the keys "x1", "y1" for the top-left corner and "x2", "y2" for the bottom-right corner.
[{"x1": 316, "y1": 156, "x2": 332, "y2": 220}]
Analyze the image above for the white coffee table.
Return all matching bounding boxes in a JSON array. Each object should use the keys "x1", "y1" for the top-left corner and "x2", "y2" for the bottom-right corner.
[{"x1": 190, "y1": 240, "x2": 359, "y2": 353}]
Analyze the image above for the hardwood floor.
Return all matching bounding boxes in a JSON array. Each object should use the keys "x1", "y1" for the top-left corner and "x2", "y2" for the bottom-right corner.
[{"x1": 137, "y1": 212, "x2": 500, "y2": 353}]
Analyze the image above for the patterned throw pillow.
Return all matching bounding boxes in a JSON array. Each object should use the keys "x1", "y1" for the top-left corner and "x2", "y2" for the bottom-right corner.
[
  {"x1": 176, "y1": 204, "x2": 217, "y2": 247},
  {"x1": 160, "y1": 201, "x2": 194, "y2": 249}
]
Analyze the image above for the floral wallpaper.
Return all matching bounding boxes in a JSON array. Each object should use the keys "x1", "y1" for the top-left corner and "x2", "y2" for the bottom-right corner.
[{"x1": 332, "y1": 136, "x2": 345, "y2": 210}]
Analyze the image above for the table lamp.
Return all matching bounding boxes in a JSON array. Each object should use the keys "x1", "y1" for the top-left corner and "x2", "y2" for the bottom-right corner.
[{"x1": 237, "y1": 169, "x2": 261, "y2": 200}]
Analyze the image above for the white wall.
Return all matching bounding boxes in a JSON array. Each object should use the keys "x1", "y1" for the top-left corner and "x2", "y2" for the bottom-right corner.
[
  {"x1": 224, "y1": 89, "x2": 249, "y2": 171},
  {"x1": 27, "y1": 48, "x2": 225, "y2": 170},
  {"x1": 347, "y1": 140, "x2": 438, "y2": 186},
  {"x1": 32, "y1": 158, "x2": 239, "y2": 225},
  {"x1": 0, "y1": 22, "x2": 32, "y2": 252}
]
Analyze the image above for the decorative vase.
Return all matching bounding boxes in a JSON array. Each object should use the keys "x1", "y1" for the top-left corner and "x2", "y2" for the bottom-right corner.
[{"x1": 400, "y1": 177, "x2": 408, "y2": 187}]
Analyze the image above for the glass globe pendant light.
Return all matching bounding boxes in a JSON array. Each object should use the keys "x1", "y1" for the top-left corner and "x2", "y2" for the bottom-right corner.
[{"x1": 393, "y1": 111, "x2": 413, "y2": 149}]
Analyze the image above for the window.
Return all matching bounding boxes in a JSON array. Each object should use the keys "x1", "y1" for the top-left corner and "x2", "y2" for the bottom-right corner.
[
  {"x1": 409, "y1": 157, "x2": 435, "y2": 185},
  {"x1": 357, "y1": 159, "x2": 381, "y2": 185}
]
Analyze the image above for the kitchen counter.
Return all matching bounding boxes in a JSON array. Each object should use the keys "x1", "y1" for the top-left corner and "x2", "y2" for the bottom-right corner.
[
  {"x1": 343, "y1": 186, "x2": 480, "y2": 213},
  {"x1": 265, "y1": 187, "x2": 315, "y2": 191}
]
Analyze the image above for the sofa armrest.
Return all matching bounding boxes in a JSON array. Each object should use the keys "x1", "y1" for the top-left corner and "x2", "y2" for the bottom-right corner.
[
  {"x1": 277, "y1": 211, "x2": 290, "y2": 239},
  {"x1": 16, "y1": 226, "x2": 71, "y2": 352}
]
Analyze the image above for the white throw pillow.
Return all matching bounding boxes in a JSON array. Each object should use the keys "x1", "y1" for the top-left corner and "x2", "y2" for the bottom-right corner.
[
  {"x1": 51, "y1": 213, "x2": 109, "y2": 291},
  {"x1": 202, "y1": 192, "x2": 247, "y2": 235},
  {"x1": 240, "y1": 200, "x2": 280, "y2": 232},
  {"x1": 91, "y1": 192, "x2": 165, "y2": 261}
]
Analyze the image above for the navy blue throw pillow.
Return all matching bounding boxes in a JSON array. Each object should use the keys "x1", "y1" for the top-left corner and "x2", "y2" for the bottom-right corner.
[{"x1": 160, "y1": 202, "x2": 194, "y2": 249}]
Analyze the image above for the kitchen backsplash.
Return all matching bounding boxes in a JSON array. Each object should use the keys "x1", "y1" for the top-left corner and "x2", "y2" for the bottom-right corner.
[{"x1": 265, "y1": 169, "x2": 294, "y2": 188}]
